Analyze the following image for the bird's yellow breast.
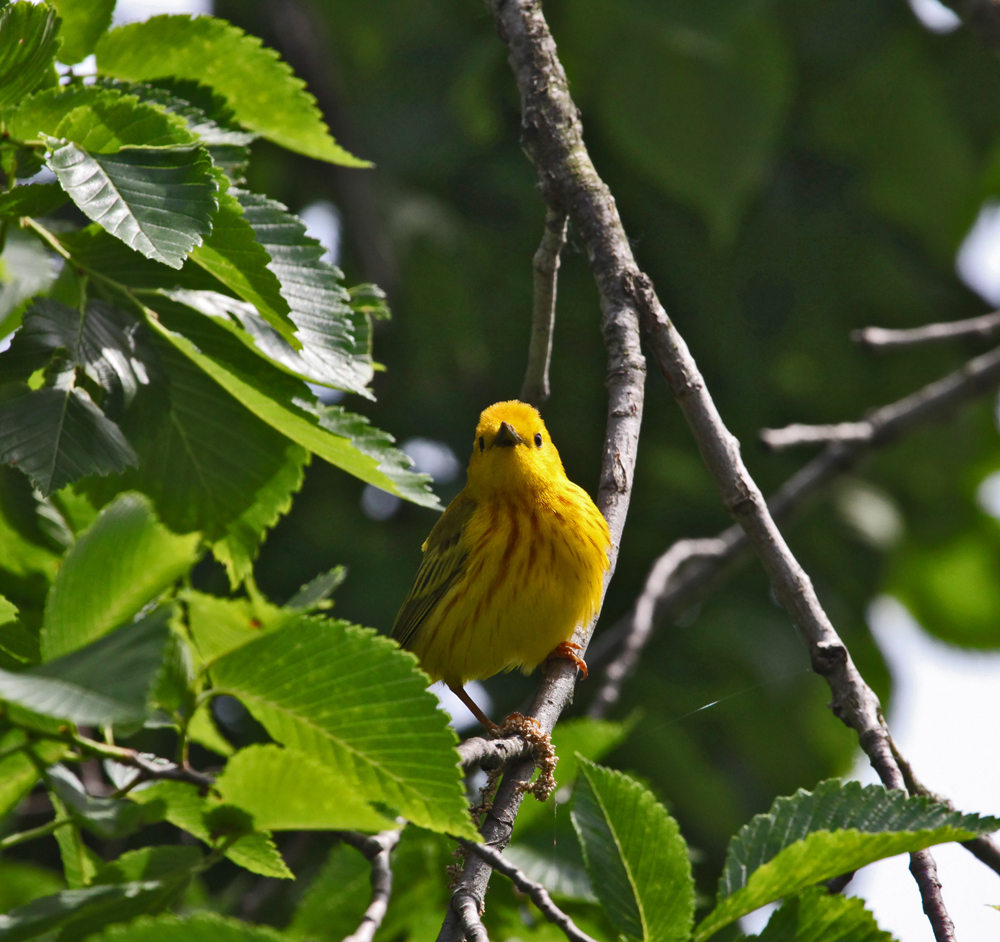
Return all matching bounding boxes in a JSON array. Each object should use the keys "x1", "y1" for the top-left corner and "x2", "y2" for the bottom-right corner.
[{"x1": 406, "y1": 481, "x2": 609, "y2": 687}]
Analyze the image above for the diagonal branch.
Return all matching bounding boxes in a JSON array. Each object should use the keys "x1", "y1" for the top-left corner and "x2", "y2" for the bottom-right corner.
[
  {"x1": 457, "y1": 838, "x2": 600, "y2": 942},
  {"x1": 852, "y1": 310, "x2": 1000, "y2": 350},
  {"x1": 336, "y1": 829, "x2": 402, "y2": 942},
  {"x1": 760, "y1": 421, "x2": 873, "y2": 450},
  {"x1": 521, "y1": 207, "x2": 568, "y2": 406}
]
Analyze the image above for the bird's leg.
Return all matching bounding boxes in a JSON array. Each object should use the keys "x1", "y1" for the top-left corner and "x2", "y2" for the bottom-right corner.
[
  {"x1": 448, "y1": 683, "x2": 499, "y2": 733},
  {"x1": 548, "y1": 640, "x2": 588, "y2": 678}
]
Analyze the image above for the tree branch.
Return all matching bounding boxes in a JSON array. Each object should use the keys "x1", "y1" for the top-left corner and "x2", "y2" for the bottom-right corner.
[
  {"x1": 457, "y1": 839, "x2": 599, "y2": 942},
  {"x1": 521, "y1": 207, "x2": 568, "y2": 406},
  {"x1": 336, "y1": 830, "x2": 402, "y2": 942},
  {"x1": 852, "y1": 310, "x2": 1000, "y2": 350},
  {"x1": 451, "y1": 892, "x2": 491, "y2": 942},
  {"x1": 589, "y1": 342, "x2": 1000, "y2": 717},
  {"x1": 759, "y1": 421, "x2": 873, "y2": 450},
  {"x1": 67, "y1": 732, "x2": 214, "y2": 790},
  {"x1": 458, "y1": 734, "x2": 533, "y2": 770}
]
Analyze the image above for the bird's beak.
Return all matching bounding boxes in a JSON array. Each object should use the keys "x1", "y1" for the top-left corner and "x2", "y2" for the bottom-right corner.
[{"x1": 492, "y1": 421, "x2": 524, "y2": 448}]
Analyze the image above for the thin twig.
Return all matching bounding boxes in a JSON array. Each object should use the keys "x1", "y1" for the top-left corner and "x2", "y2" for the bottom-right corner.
[
  {"x1": 759, "y1": 421, "x2": 873, "y2": 451},
  {"x1": 521, "y1": 207, "x2": 568, "y2": 406},
  {"x1": 910, "y1": 849, "x2": 955, "y2": 942},
  {"x1": 336, "y1": 830, "x2": 402, "y2": 942},
  {"x1": 458, "y1": 839, "x2": 599, "y2": 942},
  {"x1": 588, "y1": 538, "x2": 727, "y2": 718},
  {"x1": 0, "y1": 817, "x2": 69, "y2": 849},
  {"x1": 66, "y1": 732, "x2": 214, "y2": 789},
  {"x1": 451, "y1": 892, "x2": 491, "y2": 942},
  {"x1": 589, "y1": 343, "x2": 1000, "y2": 718},
  {"x1": 852, "y1": 310, "x2": 1000, "y2": 350}
]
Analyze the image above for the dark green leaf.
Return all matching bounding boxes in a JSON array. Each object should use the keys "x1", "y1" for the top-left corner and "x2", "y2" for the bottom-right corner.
[
  {"x1": 0, "y1": 608, "x2": 170, "y2": 727},
  {"x1": 0, "y1": 183, "x2": 68, "y2": 218},
  {"x1": 0, "y1": 2, "x2": 61, "y2": 109},
  {"x1": 44, "y1": 139, "x2": 218, "y2": 270},
  {"x1": 95, "y1": 15, "x2": 368, "y2": 166},
  {"x1": 210, "y1": 616, "x2": 477, "y2": 838},
  {"x1": 94, "y1": 846, "x2": 201, "y2": 885},
  {"x1": 747, "y1": 888, "x2": 893, "y2": 942},
  {"x1": 0, "y1": 862, "x2": 64, "y2": 913},
  {"x1": 0, "y1": 729, "x2": 65, "y2": 818},
  {"x1": 572, "y1": 758, "x2": 694, "y2": 942},
  {"x1": 695, "y1": 779, "x2": 1000, "y2": 940},
  {"x1": 502, "y1": 844, "x2": 597, "y2": 903},
  {"x1": 215, "y1": 743, "x2": 397, "y2": 832},
  {"x1": 127, "y1": 780, "x2": 292, "y2": 879},
  {"x1": 49, "y1": 794, "x2": 102, "y2": 890},
  {"x1": 144, "y1": 298, "x2": 439, "y2": 506},
  {"x1": 42, "y1": 492, "x2": 199, "y2": 660},
  {"x1": 0, "y1": 384, "x2": 137, "y2": 497},
  {"x1": 287, "y1": 843, "x2": 371, "y2": 942},
  {"x1": 50, "y1": 0, "x2": 114, "y2": 65},
  {"x1": 45, "y1": 765, "x2": 146, "y2": 839}
]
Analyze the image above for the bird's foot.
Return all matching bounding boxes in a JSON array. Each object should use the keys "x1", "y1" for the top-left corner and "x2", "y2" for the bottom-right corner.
[
  {"x1": 548, "y1": 640, "x2": 588, "y2": 678},
  {"x1": 497, "y1": 712, "x2": 558, "y2": 802}
]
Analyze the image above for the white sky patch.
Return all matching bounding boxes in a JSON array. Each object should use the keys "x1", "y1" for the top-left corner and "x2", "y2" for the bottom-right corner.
[
  {"x1": 957, "y1": 202, "x2": 1000, "y2": 305},
  {"x1": 113, "y1": 0, "x2": 213, "y2": 26},
  {"x1": 299, "y1": 200, "x2": 342, "y2": 266},
  {"x1": 849, "y1": 597, "x2": 1000, "y2": 940},
  {"x1": 431, "y1": 680, "x2": 493, "y2": 733},
  {"x1": 908, "y1": 0, "x2": 962, "y2": 33}
]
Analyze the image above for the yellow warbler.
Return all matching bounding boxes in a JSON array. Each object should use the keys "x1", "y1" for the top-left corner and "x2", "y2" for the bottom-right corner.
[{"x1": 391, "y1": 400, "x2": 611, "y2": 728}]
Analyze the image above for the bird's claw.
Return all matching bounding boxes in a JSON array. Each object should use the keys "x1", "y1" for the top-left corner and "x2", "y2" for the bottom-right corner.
[{"x1": 548, "y1": 640, "x2": 588, "y2": 678}]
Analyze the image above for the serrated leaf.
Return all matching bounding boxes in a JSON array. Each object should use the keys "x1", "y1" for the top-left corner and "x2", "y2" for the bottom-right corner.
[
  {"x1": 0, "y1": 608, "x2": 170, "y2": 727},
  {"x1": 0, "y1": 2, "x2": 61, "y2": 109},
  {"x1": 144, "y1": 297, "x2": 439, "y2": 507},
  {"x1": 182, "y1": 590, "x2": 293, "y2": 668},
  {"x1": 127, "y1": 780, "x2": 292, "y2": 879},
  {"x1": 189, "y1": 182, "x2": 298, "y2": 347},
  {"x1": 572, "y1": 758, "x2": 694, "y2": 942},
  {"x1": 51, "y1": 0, "x2": 114, "y2": 65},
  {"x1": 694, "y1": 779, "x2": 1000, "y2": 940},
  {"x1": 0, "y1": 183, "x2": 67, "y2": 218},
  {"x1": 287, "y1": 842, "x2": 371, "y2": 942},
  {"x1": 0, "y1": 881, "x2": 177, "y2": 942},
  {"x1": 285, "y1": 566, "x2": 346, "y2": 611},
  {"x1": 216, "y1": 743, "x2": 397, "y2": 832},
  {"x1": 0, "y1": 383, "x2": 137, "y2": 497},
  {"x1": 90, "y1": 912, "x2": 293, "y2": 942},
  {"x1": 45, "y1": 139, "x2": 218, "y2": 269},
  {"x1": 235, "y1": 190, "x2": 375, "y2": 393},
  {"x1": 90, "y1": 340, "x2": 307, "y2": 573},
  {"x1": 95, "y1": 15, "x2": 367, "y2": 166},
  {"x1": 42, "y1": 492, "x2": 199, "y2": 660},
  {"x1": 210, "y1": 616, "x2": 476, "y2": 838},
  {"x1": 46, "y1": 765, "x2": 147, "y2": 840},
  {"x1": 748, "y1": 887, "x2": 893, "y2": 942},
  {"x1": 186, "y1": 699, "x2": 233, "y2": 756},
  {"x1": 1, "y1": 86, "x2": 116, "y2": 144},
  {"x1": 53, "y1": 93, "x2": 195, "y2": 152}
]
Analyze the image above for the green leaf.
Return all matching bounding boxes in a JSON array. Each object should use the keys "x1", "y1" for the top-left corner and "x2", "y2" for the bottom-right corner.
[
  {"x1": 53, "y1": 93, "x2": 195, "y2": 153},
  {"x1": 0, "y1": 2, "x2": 61, "y2": 109},
  {"x1": 287, "y1": 843, "x2": 371, "y2": 942},
  {"x1": 747, "y1": 887, "x2": 893, "y2": 942},
  {"x1": 1, "y1": 87, "x2": 114, "y2": 144},
  {"x1": 89, "y1": 912, "x2": 293, "y2": 942},
  {"x1": 89, "y1": 341, "x2": 307, "y2": 579},
  {"x1": 1, "y1": 298, "x2": 149, "y2": 405},
  {"x1": 694, "y1": 779, "x2": 1000, "y2": 940},
  {"x1": 127, "y1": 780, "x2": 292, "y2": 879},
  {"x1": 216, "y1": 743, "x2": 397, "y2": 832},
  {"x1": 0, "y1": 608, "x2": 170, "y2": 728},
  {"x1": 95, "y1": 15, "x2": 368, "y2": 166},
  {"x1": 94, "y1": 846, "x2": 201, "y2": 885},
  {"x1": 285, "y1": 566, "x2": 347, "y2": 611},
  {"x1": 51, "y1": 0, "x2": 114, "y2": 66},
  {"x1": 188, "y1": 183, "x2": 298, "y2": 348},
  {"x1": 0, "y1": 183, "x2": 68, "y2": 218},
  {"x1": 210, "y1": 616, "x2": 476, "y2": 838},
  {"x1": 234, "y1": 190, "x2": 376, "y2": 394},
  {"x1": 0, "y1": 881, "x2": 177, "y2": 942},
  {"x1": 0, "y1": 729, "x2": 65, "y2": 819},
  {"x1": 50, "y1": 794, "x2": 102, "y2": 890},
  {"x1": 45, "y1": 765, "x2": 146, "y2": 839},
  {"x1": 186, "y1": 699, "x2": 233, "y2": 756},
  {"x1": 502, "y1": 844, "x2": 597, "y2": 903},
  {"x1": 0, "y1": 862, "x2": 64, "y2": 913},
  {"x1": 144, "y1": 298, "x2": 439, "y2": 507},
  {"x1": 182, "y1": 590, "x2": 293, "y2": 668},
  {"x1": 572, "y1": 758, "x2": 694, "y2": 942},
  {"x1": 0, "y1": 383, "x2": 137, "y2": 497},
  {"x1": 44, "y1": 139, "x2": 218, "y2": 270},
  {"x1": 42, "y1": 492, "x2": 199, "y2": 660}
]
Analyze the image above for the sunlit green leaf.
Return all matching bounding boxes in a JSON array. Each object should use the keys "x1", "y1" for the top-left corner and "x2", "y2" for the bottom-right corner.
[
  {"x1": 747, "y1": 887, "x2": 893, "y2": 942},
  {"x1": 90, "y1": 912, "x2": 293, "y2": 942},
  {"x1": 0, "y1": 2, "x2": 61, "y2": 109},
  {"x1": 0, "y1": 183, "x2": 67, "y2": 218},
  {"x1": 0, "y1": 862, "x2": 64, "y2": 914},
  {"x1": 51, "y1": 0, "x2": 115, "y2": 65}
]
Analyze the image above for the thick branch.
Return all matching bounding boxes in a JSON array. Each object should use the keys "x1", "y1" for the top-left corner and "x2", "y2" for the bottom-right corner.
[
  {"x1": 521, "y1": 207, "x2": 568, "y2": 405},
  {"x1": 451, "y1": 892, "x2": 490, "y2": 942},
  {"x1": 336, "y1": 830, "x2": 402, "y2": 942},
  {"x1": 852, "y1": 310, "x2": 1000, "y2": 350},
  {"x1": 589, "y1": 342, "x2": 1000, "y2": 717},
  {"x1": 458, "y1": 734, "x2": 533, "y2": 770},
  {"x1": 458, "y1": 839, "x2": 599, "y2": 942}
]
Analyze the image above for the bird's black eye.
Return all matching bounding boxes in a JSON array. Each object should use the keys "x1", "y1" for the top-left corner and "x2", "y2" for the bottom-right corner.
[
  {"x1": 534, "y1": 433, "x2": 543, "y2": 447},
  {"x1": 479, "y1": 436, "x2": 485, "y2": 452}
]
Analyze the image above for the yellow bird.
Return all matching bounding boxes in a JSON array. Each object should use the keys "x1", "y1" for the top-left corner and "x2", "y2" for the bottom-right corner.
[{"x1": 391, "y1": 400, "x2": 611, "y2": 730}]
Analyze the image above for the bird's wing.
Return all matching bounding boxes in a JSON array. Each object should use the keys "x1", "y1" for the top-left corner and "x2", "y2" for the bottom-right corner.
[{"x1": 391, "y1": 491, "x2": 477, "y2": 650}]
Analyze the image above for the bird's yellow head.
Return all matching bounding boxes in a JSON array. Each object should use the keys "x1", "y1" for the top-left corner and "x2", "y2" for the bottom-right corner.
[{"x1": 466, "y1": 400, "x2": 568, "y2": 497}]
